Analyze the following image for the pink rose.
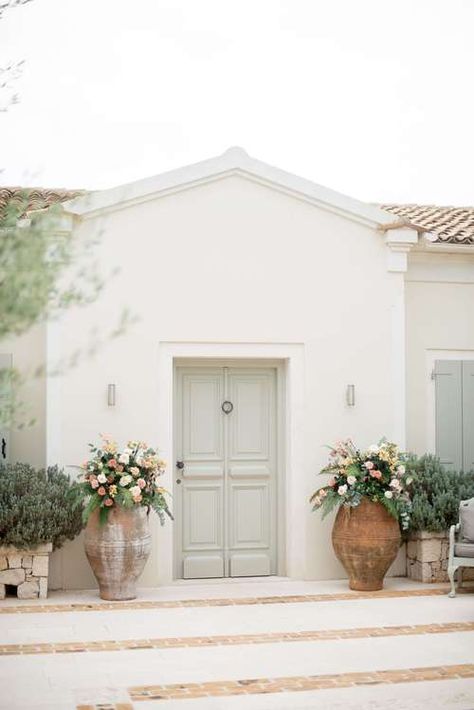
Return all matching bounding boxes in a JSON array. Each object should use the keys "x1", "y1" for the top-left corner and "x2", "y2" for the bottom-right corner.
[
  {"x1": 90, "y1": 477, "x2": 99, "y2": 489},
  {"x1": 364, "y1": 461, "x2": 374, "y2": 470},
  {"x1": 370, "y1": 470, "x2": 382, "y2": 480},
  {"x1": 97, "y1": 486, "x2": 106, "y2": 496},
  {"x1": 328, "y1": 476, "x2": 337, "y2": 487},
  {"x1": 137, "y1": 478, "x2": 146, "y2": 489},
  {"x1": 108, "y1": 459, "x2": 117, "y2": 469},
  {"x1": 104, "y1": 498, "x2": 113, "y2": 507}
]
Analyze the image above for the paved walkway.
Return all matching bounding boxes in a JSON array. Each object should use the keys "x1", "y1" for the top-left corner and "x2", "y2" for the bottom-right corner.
[{"x1": 0, "y1": 578, "x2": 473, "y2": 710}]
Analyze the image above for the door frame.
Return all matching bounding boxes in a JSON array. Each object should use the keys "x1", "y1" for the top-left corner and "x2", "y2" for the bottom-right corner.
[
  {"x1": 155, "y1": 341, "x2": 306, "y2": 585},
  {"x1": 173, "y1": 360, "x2": 283, "y2": 580}
]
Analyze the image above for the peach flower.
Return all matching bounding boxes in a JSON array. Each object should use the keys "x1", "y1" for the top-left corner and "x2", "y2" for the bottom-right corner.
[
  {"x1": 370, "y1": 470, "x2": 382, "y2": 479},
  {"x1": 97, "y1": 486, "x2": 106, "y2": 496}
]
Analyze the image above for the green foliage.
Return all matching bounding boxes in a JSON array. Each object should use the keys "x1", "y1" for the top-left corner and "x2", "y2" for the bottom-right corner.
[
  {"x1": 0, "y1": 197, "x2": 102, "y2": 342},
  {"x1": 406, "y1": 454, "x2": 474, "y2": 532},
  {"x1": 0, "y1": 462, "x2": 84, "y2": 549}
]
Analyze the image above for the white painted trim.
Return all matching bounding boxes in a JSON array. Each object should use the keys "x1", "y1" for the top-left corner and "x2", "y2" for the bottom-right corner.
[
  {"x1": 416, "y1": 242, "x2": 474, "y2": 255},
  {"x1": 385, "y1": 228, "x2": 419, "y2": 273},
  {"x1": 62, "y1": 147, "x2": 401, "y2": 228},
  {"x1": 426, "y1": 349, "x2": 474, "y2": 455},
  {"x1": 156, "y1": 341, "x2": 306, "y2": 584},
  {"x1": 390, "y1": 274, "x2": 407, "y2": 448}
]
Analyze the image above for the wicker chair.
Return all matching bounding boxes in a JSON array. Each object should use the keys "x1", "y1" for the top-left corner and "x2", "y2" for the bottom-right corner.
[{"x1": 448, "y1": 498, "x2": 474, "y2": 597}]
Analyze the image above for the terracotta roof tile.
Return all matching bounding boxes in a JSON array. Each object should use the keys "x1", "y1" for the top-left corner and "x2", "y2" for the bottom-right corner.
[
  {"x1": 380, "y1": 204, "x2": 474, "y2": 245},
  {"x1": 0, "y1": 186, "x2": 82, "y2": 219},
  {"x1": 1, "y1": 187, "x2": 473, "y2": 245}
]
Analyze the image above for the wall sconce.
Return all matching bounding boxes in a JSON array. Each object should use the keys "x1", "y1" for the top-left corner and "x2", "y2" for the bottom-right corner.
[
  {"x1": 346, "y1": 384, "x2": 355, "y2": 407},
  {"x1": 107, "y1": 384, "x2": 116, "y2": 407}
]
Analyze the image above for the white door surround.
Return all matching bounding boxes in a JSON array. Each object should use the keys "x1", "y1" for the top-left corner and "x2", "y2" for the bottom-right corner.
[{"x1": 155, "y1": 342, "x2": 306, "y2": 585}]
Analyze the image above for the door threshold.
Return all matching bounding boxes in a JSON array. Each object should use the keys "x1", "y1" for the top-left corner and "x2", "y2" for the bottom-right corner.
[{"x1": 172, "y1": 575, "x2": 290, "y2": 586}]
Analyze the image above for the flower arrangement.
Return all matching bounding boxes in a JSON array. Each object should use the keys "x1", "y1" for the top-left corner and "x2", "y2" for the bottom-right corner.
[
  {"x1": 310, "y1": 439, "x2": 412, "y2": 530},
  {"x1": 74, "y1": 434, "x2": 173, "y2": 525}
]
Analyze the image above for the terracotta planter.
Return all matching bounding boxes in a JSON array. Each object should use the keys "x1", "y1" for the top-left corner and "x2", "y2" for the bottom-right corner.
[
  {"x1": 332, "y1": 498, "x2": 401, "y2": 591},
  {"x1": 84, "y1": 506, "x2": 151, "y2": 600}
]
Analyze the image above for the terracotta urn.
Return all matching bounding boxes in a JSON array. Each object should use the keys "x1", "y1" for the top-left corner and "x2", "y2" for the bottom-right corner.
[
  {"x1": 332, "y1": 498, "x2": 401, "y2": 591},
  {"x1": 84, "y1": 506, "x2": 151, "y2": 600}
]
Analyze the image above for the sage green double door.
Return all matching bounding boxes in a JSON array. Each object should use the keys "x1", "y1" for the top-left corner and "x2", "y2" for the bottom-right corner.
[{"x1": 175, "y1": 365, "x2": 277, "y2": 579}]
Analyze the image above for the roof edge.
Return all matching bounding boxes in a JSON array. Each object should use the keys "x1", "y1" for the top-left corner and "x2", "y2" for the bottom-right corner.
[{"x1": 62, "y1": 147, "x2": 401, "y2": 228}]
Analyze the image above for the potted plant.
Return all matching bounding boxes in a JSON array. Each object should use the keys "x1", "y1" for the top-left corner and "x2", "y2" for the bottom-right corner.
[
  {"x1": 73, "y1": 434, "x2": 173, "y2": 601},
  {"x1": 310, "y1": 439, "x2": 412, "y2": 591},
  {"x1": 0, "y1": 463, "x2": 83, "y2": 599},
  {"x1": 406, "y1": 455, "x2": 474, "y2": 583}
]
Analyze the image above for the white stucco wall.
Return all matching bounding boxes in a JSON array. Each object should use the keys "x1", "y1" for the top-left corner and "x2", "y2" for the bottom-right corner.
[
  {"x1": 48, "y1": 174, "x2": 407, "y2": 589},
  {"x1": 406, "y1": 251, "x2": 474, "y2": 456}
]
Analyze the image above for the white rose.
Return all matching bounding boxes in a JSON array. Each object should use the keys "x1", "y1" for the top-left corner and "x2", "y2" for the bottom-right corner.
[
  {"x1": 368, "y1": 445, "x2": 379, "y2": 454},
  {"x1": 97, "y1": 473, "x2": 107, "y2": 484},
  {"x1": 338, "y1": 484, "x2": 348, "y2": 496},
  {"x1": 119, "y1": 475, "x2": 132, "y2": 487},
  {"x1": 397, "y1": 465, "x2": 405, "y2": 475},
  {"x1": 390, "y1": 479, "x2": 400, "y2": 489},
  {"x1": 130, "y1": 485, "x2": 141, "y2": 497},
  {"x1": 119, "y1": 453, "x2": 130, "y2": 465},
  {"x1": 384, "y1": 490, "x2": 393, "y2": 499},
  {"x1": 347, "y1": 475, "x2": 356, "y2": 486}
]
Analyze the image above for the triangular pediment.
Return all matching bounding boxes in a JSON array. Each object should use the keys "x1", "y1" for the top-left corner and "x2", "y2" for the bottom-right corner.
[{"x1": 62, "y1": 147, "x2": 401, "y2": 228}]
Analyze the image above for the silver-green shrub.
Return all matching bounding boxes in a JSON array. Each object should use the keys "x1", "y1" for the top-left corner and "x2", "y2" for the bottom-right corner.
[
  {"x1": 407, "y1": 454, "x2": 474, "y2": 532},
  {"x1": 0, "y1": 462, "x2": 84, "y2": 548}
]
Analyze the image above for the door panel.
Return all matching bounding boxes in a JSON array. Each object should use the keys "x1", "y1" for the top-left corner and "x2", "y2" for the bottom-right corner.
[
  {"x1": 228, "y1": 374, "x2": 271, "y2": 460},
  {"x1": 176, "y1": 366, "x2": 277, "y2": 579},
  {"x1": 230, "y1": 553, "x2": 271, "y2": 577},
  {"x1": 183, "y1": 484, "x2": 223, "y2": 549},
  {"x1": 230, "y1": 482, "x2": 270, "y2": 548},
  {"x1": 183, "y1": 374, "x2": 224, "y2": 460},
  {"x1": 227, "y1": 370, "x2": 276, "y2": 576},
  {"x1": 179, "y1": 370, "x2": 225, "y2": 578}
]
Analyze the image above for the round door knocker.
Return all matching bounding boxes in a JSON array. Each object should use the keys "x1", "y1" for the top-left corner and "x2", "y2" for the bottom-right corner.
[{"x1": 221, "y1": 400, "x2": 234, "y2": 414}]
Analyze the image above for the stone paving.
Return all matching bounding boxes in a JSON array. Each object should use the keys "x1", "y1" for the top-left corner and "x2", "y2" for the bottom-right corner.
[{"x1": 0, "y1": 578, "x2": 473, "y2": 710}]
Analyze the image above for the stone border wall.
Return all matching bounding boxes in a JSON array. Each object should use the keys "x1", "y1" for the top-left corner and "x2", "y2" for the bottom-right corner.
[
  {"x1": 0, "y1": 543, "x2": 52, "y2": 599},
  {"x1": 407, "y1": 531, "x2": 474, "y2": 583}
]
